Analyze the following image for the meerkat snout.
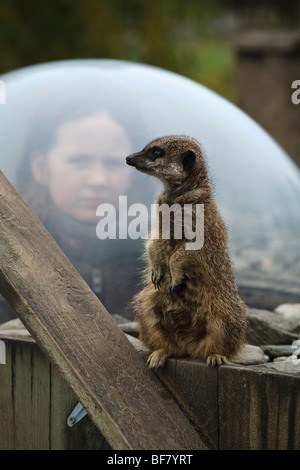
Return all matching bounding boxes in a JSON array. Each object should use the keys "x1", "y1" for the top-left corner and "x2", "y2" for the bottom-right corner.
[{"x1": 126, "y1": 135, "x2": 207, "y2": 188}]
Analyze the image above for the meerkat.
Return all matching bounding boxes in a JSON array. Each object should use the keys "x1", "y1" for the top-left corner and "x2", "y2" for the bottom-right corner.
[{"x1": 126, "y1": 135, "x2": 247, "y2": 368}]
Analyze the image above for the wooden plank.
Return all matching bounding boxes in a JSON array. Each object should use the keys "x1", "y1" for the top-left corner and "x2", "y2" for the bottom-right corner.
[
  {"x1": 218, "y1": 363, "x2": 300, "y2": 450},
  {"x1": 0, "y1": 337, "x2": 50, "y2": 449},
  {"x1": 50, "y1": 364, "x2": 111, "y2": 450},
  {"x1": 0, "y1": 171, "x2": 207, "y2": 450},
  {"x1": 0, "y1": 334, "x2": 111, "y2": 450},
  {"x1": 0, "y1": 340, "x2": 15, "y2": 449},
  {"x1": 154, "y1": 357, "x2": 219, "y2": 449},
  {"x1": 1, "y1": 330, "x2": 299, "y2": 450}
]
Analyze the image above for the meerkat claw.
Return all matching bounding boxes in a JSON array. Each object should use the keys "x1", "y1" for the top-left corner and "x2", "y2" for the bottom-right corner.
[
  {"x1": 207, "y1": 354, "x2": 227, "y2": 367},
  {"x1": 151, "y1": 270, "x2": 162, "y2": 290},
  {"x1": 147, "y1": 350, "x2": 168, "y2": 369}
]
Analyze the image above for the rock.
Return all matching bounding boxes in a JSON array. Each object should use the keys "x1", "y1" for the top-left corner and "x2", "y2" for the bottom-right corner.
[
  {"x1": 231, "y1": 344, "x2": 269, "y2": 365},
  {"x1": 125, "y1": 334, "x2": 144, "y2": 350},
  {"x1": 261, "y1": 344, "x2": 297, "y2": 359},
  {"x1": 0, "y1": 318, "x2": 31, "y2": 337},
  {"x1": 119, "y1": 321, "x2": 139, "y2": 337},
  {"x1": 0, "y1": 318, "x2": 25, "y2": 330},
  {"x1": 256, "y1": 360, "x2": 300, "y2": 375},
  {"x1": 246, "y1": 308, "x2": 299, "y2": 346},
  {"x1": 111, "y1": 314, "x2": 131, "y2": 324},
  {"x1": 274, "y1": 304, "x2": 300, "y2": 334},
  {"x1": 273, "y1": 355, "x2": 294, "y2": 362}
]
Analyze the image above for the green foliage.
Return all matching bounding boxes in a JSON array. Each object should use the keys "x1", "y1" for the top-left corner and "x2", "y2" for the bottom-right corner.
[{"x1": 0, "y1": 0, "x2": 235, "y2": 99}]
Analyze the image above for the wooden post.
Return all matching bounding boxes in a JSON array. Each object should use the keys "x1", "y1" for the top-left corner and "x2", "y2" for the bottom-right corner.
[
  {"x1": 234, "y1": 30, "x2": 300, "y2": 168},
  {"x1": 0, "y1": 171, "x2": 207, "y2": 450}
]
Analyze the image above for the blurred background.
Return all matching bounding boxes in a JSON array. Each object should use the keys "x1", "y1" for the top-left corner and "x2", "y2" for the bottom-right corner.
[
  {"x1": 0, "y1": 0, "x2": 299, "y2": 165},
  {"x1": 0, "y1": 0, "x2": 300, "y2": 317}
]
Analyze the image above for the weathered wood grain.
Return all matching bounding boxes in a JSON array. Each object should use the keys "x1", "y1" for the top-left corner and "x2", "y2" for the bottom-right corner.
[
  {"x1": 0, "y1": 335, "x2": 111, "y2": 450},
  {"x1": 0, "y1": 171, "x2": 207, "y2": 450},
  {"x1": 154, "y1": 357, "x2": 219, "y2": 449},
  {"x1": 0, "y1": 331, "x2": 299, "y2": 450},
  {"x1": 0, "y1": 337, "x2": 50, "y2": 449},
  {"x1": 218, "y1": 363, "x2": 300, "y2": 450}
]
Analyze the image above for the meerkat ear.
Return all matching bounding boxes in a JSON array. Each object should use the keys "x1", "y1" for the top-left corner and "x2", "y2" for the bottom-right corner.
[{"x1": 180, "y1": 150, "x2": 196, "y2": 171}]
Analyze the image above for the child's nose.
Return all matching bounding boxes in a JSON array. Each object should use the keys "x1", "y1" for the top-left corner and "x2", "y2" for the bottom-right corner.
[{"x1": 86, "y1": 171, "x2": 107, "y2": 186}]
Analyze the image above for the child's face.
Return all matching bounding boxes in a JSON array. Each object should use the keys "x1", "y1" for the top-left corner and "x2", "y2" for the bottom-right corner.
[{"x1": 32, "y1": 111, "x2": 132, "y2": 222}]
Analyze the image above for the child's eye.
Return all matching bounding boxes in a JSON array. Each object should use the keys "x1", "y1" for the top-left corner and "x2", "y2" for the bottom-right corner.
[{"x1": 69, "y1": 155, "x2": 90, "y2": 166}]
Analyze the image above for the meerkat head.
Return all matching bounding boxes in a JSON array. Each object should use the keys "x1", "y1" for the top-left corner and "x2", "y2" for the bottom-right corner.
[{"x1": 126, "y1": 135, "x2": 208, "y2": 189}]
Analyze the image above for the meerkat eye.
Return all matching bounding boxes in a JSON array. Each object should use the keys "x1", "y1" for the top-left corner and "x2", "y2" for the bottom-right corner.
[{"x1": 149, "y1": 146, "x2": 164, "y2": 159}]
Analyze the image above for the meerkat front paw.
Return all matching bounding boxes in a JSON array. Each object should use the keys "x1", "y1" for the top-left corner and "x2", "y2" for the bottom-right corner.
[
  {"x1": 147, "y1": 349, "x2": 168, "y2": 368},
  {"x1": 207, "y1": 354, "x2": 227, "y2": 367},
  {"x1": 151, "y1": 269, "x2": 163, "y2": 289}
]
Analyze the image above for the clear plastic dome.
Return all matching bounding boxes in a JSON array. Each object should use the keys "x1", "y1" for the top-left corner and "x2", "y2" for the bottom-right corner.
[{"x1": 1, "y1": 59, "x2": 300, "y2": 317}]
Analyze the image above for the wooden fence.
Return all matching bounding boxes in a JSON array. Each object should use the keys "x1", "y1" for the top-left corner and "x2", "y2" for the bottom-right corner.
[{"x1": 0, "y1": 329, "x2": 299, "y2": 450}]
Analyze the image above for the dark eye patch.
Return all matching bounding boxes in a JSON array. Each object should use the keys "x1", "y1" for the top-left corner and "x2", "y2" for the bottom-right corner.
[{"x1": 148, "y1": 146, "x2": 165, "y2": 159}]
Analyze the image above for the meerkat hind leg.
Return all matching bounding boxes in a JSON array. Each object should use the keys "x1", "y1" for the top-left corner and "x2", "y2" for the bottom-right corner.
[
  {"x1": 207, "y1": 354, "x2": 227, "y2": 367},
  {"x1": 147, "y1": 349, "x2": 169, "y2": 369}
]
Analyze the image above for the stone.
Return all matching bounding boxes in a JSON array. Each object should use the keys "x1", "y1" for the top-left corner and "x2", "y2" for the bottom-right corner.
[
  {"x1": 0, "y1": 318, "x2": 31, "y2": 337},
  {"x1": 111, "y1": 314, "x2": 130, "y2": 324},
  {"x1": 274, "y1": 304, "x2": 300, "y2": 334},
  {"x1": 261, "y1": 344, "x2": 297, "y2": 360},
  {"x1": 273, "y1": 356, "x2": 294, "y2": 362},
  {"x1": 118, "y1": 321, "x2": 139, "y2": 337},
  {"x1": 231, "y1": 344, "x2": 269, "y2": 365},
  {"x1": 246, "y1": 308, "x2": 299, "y2": 346},
  {"x1": 0, "y1": 318, "x2": 25, "y2": 330},
  {"x1": 125, "y1": 334, "x2": 144, "y2": 351},
  {"x1": 256, "y1": 360, "x2": 300, "y2": 376}
]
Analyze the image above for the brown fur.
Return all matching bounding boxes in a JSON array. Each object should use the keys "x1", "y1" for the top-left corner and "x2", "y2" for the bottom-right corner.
[{"x1": 126, "y1": 135, "x2": 247, "y2": 368}]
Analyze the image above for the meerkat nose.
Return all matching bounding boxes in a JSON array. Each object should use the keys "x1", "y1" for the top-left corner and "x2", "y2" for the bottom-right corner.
[{"x1": 126, "y1": 155, "x2": 134, "y2": 165}]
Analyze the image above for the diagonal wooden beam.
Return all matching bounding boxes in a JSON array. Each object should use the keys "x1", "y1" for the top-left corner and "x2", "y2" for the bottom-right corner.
[{"x1": 0, "y1": 171, "x2": 207, "y2": 450}]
